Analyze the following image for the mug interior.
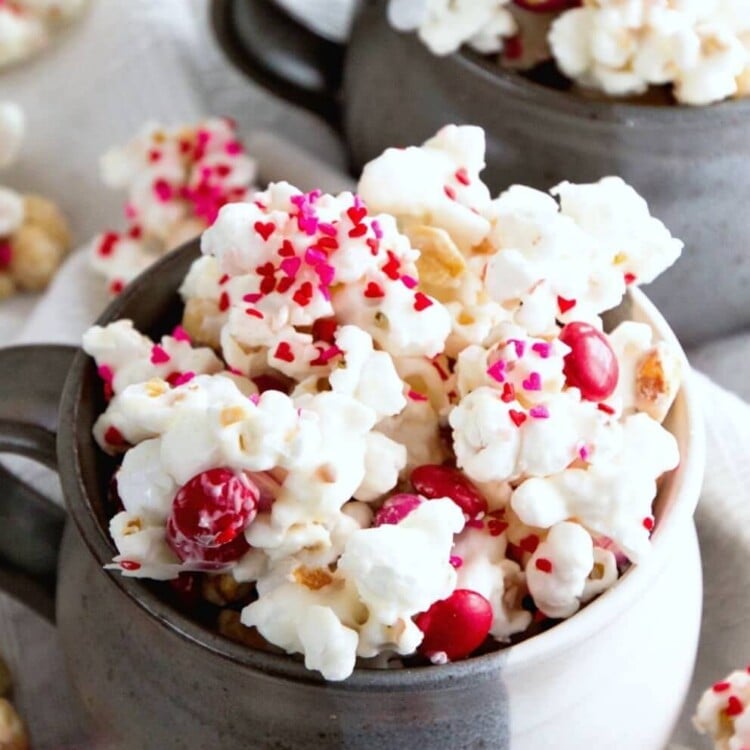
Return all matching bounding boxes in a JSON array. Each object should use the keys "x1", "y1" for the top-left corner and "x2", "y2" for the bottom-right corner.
[{"x1": 57, "y1": 240, "x2": 705, "y2": 688}]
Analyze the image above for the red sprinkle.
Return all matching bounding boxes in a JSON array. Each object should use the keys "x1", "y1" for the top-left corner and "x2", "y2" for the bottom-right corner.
[
  {"x1": 726, "y1": 696, "x2": 744, "y2": 717},
  {"x1": 119, "y1": 560, "x2": 142, "y2": 571},
  {"x1": 597, "y1": 403, "x2": 616, "y2": 415},
  {"x1": 500, "y1": 383, "x2": 516, "y2": 403},
  {"x1": 624, "y1": 272, "x2": 637, "y2": 285},
  {"x1": 413, "y1": 292, "x2": 433, "y2": 311},
  {"x1": 557, "y1": 296, "x2": 577, "y2": 314},
  {"x1": 535, "y1": 558, "x2": 553, "y2": 573},
  {"x1": 348, "y1": 223, "x2": 368, "y2": 238},
  {"x1": 642, "y1": 516, "x2": 655, "y2": 532},
  {"x1": 454, "y1": 168, "x2": 470, "y2": 186},
  {"x1": 104, "y1": 426, "x2": 127, "y2": 446},
  {"x1": 444, "y1": 185, "x2": 457, "y2": 201},
  {"x1": 713, "y1": 681, "x2": 731, "y2": 693},
  {"x1": 98, "y1": 231, "x2": 119, "y2": 257},
  {"x1": 292, "y1": 281, "x2": 314, "y2": 307},
  {"x1": 366, "y1": 238, "x2": 380, "y2": 256},
  {"x1": 150, "y1": 345, "x2": 171, "y2": 365},
  {"x1": 364, "y1": 281, "x2": 385, "y2": 299},
  {"x1": 245, "y1": 308, "x2": 264, "y2": 319},
  {"x1": 153, "y1": 179, "x2": 173, "y2": 202},
  {"x1": 312, "y1": 317, "x2": 338, "y2": 344},
  {"x1": 109, "y1": 279, "x2": 124, "y2": 295},
  {"x1": 278, "y1": 240, "x2": 295, "y2": 257},
  {"x1": 346, "y1": 205, "x2": 367, "y2": 225},
  {"x1": 127, "y1": 224, "x2": 142, "y2": 239},
  {"x1": 219, "y1": 291, "x2": 230, "y2": 311},
  {"x1": 254, "y1": 221, "x2": 276, "y2": 241},
  {"x1": 274, "y1": 342, "x2": 295, "y2": 363},
  {"x1": 509, "y1": 409, "x2": 527, "y2": 427},
  {"x1": 219, "y1": 273, "x2": 230, "y2": 285}
]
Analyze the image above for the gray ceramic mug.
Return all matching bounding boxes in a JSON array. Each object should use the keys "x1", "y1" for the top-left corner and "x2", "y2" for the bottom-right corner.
[
  {"x1": 0, "y1": 240, "x2": 705, "y2": 749},
  {"x1": 212, "y1": 0, "x2": 750, "y2": 347}
]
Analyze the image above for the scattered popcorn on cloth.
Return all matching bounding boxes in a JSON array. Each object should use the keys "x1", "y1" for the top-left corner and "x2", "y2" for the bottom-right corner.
[
  {"x1": 0, "y1": 0, "x2": 88, "y2": 70},
  {"x1": 694, "y1": 666, "x2": 750, "y2": 750},
  {"x1": 0, "y1": 101, "x2": 72, "y2": 298},
  {"x1": 83, "y1": 124, "x2": 686, "y2": 681},
  {"x1": 387, "y1": 0, "x2": 750, "y2": 105},
  {"x1": 88, "y1": 117, "x2": 257, "y2": 294}
]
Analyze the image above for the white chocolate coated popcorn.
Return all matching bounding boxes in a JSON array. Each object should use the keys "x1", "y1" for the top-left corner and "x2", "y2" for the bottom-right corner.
[
  {"x1": 694, "y1": 668, "x2": 750, "y2": 750},
  {"x1": 358, "y1": 125, "x2": 492, "y2": 252},
  {"x1": 0, "y1": 187, "x2": 24, "y2": 237},
  {"x1": 388, "y1": 0, "x2": 516, "y2": 56},
  {"x1": 511, "y1": 413, "x2": 679, "y2": 562},
  {"x1": 550, "y1": 0, "x2": 750, "y2": 105},
  {"x1": 525, "y1": 521, "x2": 594, "y2": 619}
]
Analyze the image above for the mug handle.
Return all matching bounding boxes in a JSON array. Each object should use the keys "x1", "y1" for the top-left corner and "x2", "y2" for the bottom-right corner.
[
  {"x1": 0, "y1": 345, "x2": 78, "y2": 623},
  {"x1": 211, "y1": 0, "x2": 346, "y2": 126}
]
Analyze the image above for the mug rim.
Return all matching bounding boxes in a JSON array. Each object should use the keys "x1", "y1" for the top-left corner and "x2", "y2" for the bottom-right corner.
[
  {"x1": 453, "y1": 46, "x2": 750, "y2": 126},
  {"x1": 57, "y1": 241, "x2": 705, "y2": 689}
]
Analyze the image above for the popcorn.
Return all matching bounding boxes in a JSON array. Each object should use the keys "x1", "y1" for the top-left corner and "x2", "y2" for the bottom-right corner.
[
  {"x1": 525, "y1": 521, "x2": 595, "y2": 618},
  {"x1": 90, "y1": 117, "x2": 257, "y2": 293},
  {"x1": 453, "y1": 524, "x2": 532, "y2": 639},
  {"x1": 549, "y1": 0, "x2": 750, "y2": 105},
  {"x1": 0, "y1": 4, "x2": 46, "y2": 69},
  {"x1": 83, "y1": 320, "x2": 224, "y2": 396},
  {"x1": 608, "y1": 321, "x2": 682, "y2": 422},
  {"x1": 511, "y1": 413, "x2": 679, "y2": 562},
  {"x1": 694, "y1": 667, "x2": 750, "y2": 750},
  {"x1": 358, "y1": 125, "x2": 492, "y2": 252},
  {"x1": 86, "y1": 125, "x2": 685, "y2": 680},
  {"x1": 387, "y1": 0, "x2": 516, "y2": 56}
]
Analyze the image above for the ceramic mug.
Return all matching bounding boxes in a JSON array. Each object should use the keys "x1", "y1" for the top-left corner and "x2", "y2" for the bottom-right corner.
[
  {"x1": 0, "y1": 240, "x2": 705, "y2": 749},
  {"x1": 211, "y1": 0, "x2": 750, "y2": 348}
]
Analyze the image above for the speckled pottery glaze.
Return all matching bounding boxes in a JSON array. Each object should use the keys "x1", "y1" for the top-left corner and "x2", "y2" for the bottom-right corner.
[
  {"x1": 0, "y1": 241, "x2": 705, "y2": 749},
  {"x1": 213, "y1": 0, "x2": 750, "y2": 347}
]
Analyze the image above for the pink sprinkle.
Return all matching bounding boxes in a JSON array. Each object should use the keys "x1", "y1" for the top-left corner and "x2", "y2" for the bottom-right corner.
[
  {"x1": 280, "y1": 256, "x2": 301, "y2": 278},
  {"x1": 249, "y1": 393, "x2": 260, "y2": 405},
  {"x1": 578, "y1": 444, "x2": 590, "y2": 461},
  {"x1": 319, "y1": 284, "x2": 332, "y2": 301},
  {"x1": 308, "y1": 189, "x2": 322, "y2": 202},
  {"x1": 531, "y1": 342, "x2": 551, "y2": 359},
  {"x1": 152, "y1": 179, "x2": 173, "y2": 202},
  {"x1": 305, "y1": 247, "x2": 327, "y2": 266},
  {"x1": 507, "y1": 339, "x2": 526, "y2": 358},
  {"x1": 401, "y1": 275, "x2": 418, "y2": 289},
  {"x1": 486, "y1": 360, "x2": 506, "y2": 383},
  {"x1": 310, "y1": 345, "x2": 342, "y2": 366},
  {"x1": 317, "y1": 222, "x2": 337, "y2": 237},
  {"x1": 316, "y1": 263, "x2": 335, "y2": 286},
  {"x1": 243, "y1": 292, "x2": 262, "y2": 303},
  {"x1": 227, "y1": 366, "x2": 243, "y2": 376},
  {"x1": 171, "y1": 325, "x2": 190, "y2": 343},
  {"x1": 150, "y1": 345, "x2": 171, "y2": 365},
  {"x1": 225, "y1": 140, "x2": 242, "y2": 155},
  {"x1": 298, "y1": 214, "x2": 318, "y2": 236},
  {"x1": 172, "y1": 371, "x2": 195, "y2": 386},
  {"x1": 97, "y1": 365, "x2": 114, "y2": 383},
  {"x1": 449, "y1": 555, "x2": 464, "y2": 569},
  {"x1": 522, "y1": 372, "x2": 542, "y2": 392},
  {"x1": 529, "y1": 405, "x2": 549, "y2": 419},
  {"x1": 371, "y1": 219, "x2": 383, "y2": 239},
  {"x1": 124, "y1": 202, "x2": 138, "y2": 220},
  {"x1": 444, "y1": 185, "x2": 457, "y2": 201},
  {"x1": 408, "y1": 390, "x2": 428, "y2": 402}
]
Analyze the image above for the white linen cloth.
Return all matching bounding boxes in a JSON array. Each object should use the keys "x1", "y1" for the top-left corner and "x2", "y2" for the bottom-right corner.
[{"x1": 0, "y1": 1, "x2": 748, "y2": 748}]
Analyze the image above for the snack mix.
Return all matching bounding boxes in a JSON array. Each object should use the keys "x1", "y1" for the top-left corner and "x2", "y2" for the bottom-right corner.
[
  {"x1": 0, "y1": 101, "x2": 72, "y2": 298},
  {"x1": 85, "y1": 125, "x2": 684, "y2": 681},
  {"x1": 88, "y1": 118, "x2": 256, "y2": 295},
  {"x1": 0, "y1": 0, "x2": 87, "y2": 69},
  {"x1": 695, "y1": 667, "x2": 750, "y2": 750},
  {"x1": 388, "y1": 0, "x2": 750, "y2": 105}
]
